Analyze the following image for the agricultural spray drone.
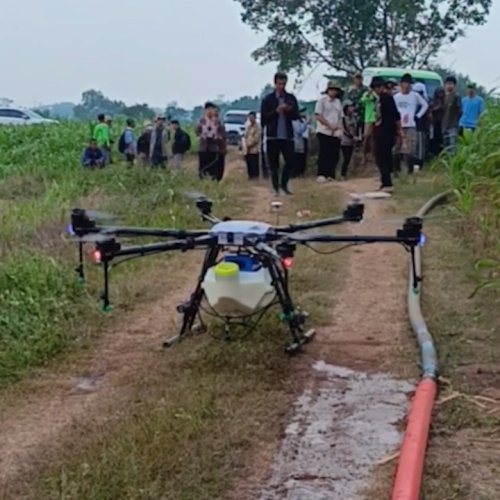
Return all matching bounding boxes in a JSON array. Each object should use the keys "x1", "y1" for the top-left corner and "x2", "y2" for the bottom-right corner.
[{"x1": 67, "y1": 195, "x2": 424, "y2": 353}]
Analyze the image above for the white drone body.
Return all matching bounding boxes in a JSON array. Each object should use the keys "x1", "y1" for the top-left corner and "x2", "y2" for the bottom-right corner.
[{"x1": 201, "y1": 221, "x2": 278, "y2": 316}]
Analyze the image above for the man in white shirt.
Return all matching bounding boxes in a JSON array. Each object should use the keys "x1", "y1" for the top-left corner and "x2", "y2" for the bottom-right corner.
[
  {"x1": 314, "y1": 80, "x2": 344, "y2": 182},
  {"x1": 393, "y1": 73, "x2": 428, "y2": 175}
]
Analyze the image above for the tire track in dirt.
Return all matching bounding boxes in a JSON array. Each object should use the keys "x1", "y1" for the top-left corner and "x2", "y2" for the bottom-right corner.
[
  {"x1": 257, "y1": 177, "x2": 419, "y2": 500},
  {"x1": 0, "y1": 157, "x2": 252, "y2": 494}
]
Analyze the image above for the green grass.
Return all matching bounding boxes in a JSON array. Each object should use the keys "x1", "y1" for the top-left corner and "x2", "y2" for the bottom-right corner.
[
  {"x1": 0, "y1": 122, "x2": 221, "y2": 385},
  {"x1": 19, "y1": 181, "x2": 347, "y2": 500}
]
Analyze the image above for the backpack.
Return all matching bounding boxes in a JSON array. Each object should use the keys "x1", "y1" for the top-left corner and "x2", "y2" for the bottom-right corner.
[{"x1": 118, "y1": 131, "x2": 127, "y2": 154}]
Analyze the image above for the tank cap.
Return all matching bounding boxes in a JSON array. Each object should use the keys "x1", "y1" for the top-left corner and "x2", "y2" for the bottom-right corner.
[{"x1": 214, "y1": 261, "x2": 239, "y2": 278}]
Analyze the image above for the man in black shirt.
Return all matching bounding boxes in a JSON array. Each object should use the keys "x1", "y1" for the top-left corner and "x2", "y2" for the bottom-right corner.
[
  {"x1": 260, "y1": 72, "x2": 300, "y2": 196},
  {"x1": 371, "y1": 77, "x2": 402, "y2": 192}
]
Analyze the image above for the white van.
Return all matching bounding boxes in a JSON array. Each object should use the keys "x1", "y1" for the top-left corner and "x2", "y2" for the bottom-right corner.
[{"x1": 223, "y1": 109, "x2": 252, "y2": 145}]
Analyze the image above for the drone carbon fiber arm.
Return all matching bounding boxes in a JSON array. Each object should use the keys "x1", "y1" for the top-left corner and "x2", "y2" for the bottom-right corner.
[
  {"x1": 274, "y1": 201, "x2": 364, "y2": 233},
  {"x1": 95, "y1": 234, "x2": 217, "y2": 262}
]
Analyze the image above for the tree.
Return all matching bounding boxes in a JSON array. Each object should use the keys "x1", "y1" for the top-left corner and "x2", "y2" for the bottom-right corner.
[
  {"x1": 234, "y1": 0, "x2": 492, "y2": 76},
  {"x1": 73, "y1": 89, "x2": 126, "y2": 120}
]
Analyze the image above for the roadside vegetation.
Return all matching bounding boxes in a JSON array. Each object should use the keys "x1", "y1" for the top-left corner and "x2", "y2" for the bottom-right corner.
[
  {"x1": 0, "y1": 122, "x2": 208, "y2": 386},
  {"x1": 389, "y1": 106, "x2": 500, "y2": 498}
]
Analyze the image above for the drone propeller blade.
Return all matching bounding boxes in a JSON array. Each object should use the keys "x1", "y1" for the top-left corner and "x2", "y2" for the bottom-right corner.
[
  {"x1": 73, "y1": 233, "x2": 115, "y2": 244},
  {"x1": 184, "y1": 190, "x2": 208, "y2": 201},
  {"x1": 83, "y1": 209, "x2": 117, "y2": 221},
  {"x1": 370, "y1": 212, "x2": 454, "y2": 227}
]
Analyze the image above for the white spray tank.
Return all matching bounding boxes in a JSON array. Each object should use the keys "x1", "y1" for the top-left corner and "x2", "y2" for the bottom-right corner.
[{"x1": 202, "y1": 255, "x2": 276, "y2": 316}]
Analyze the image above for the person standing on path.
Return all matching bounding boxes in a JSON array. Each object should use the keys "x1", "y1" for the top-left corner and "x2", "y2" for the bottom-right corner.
[
  {"x1": 340, "y1": 101, "x2": 357, "y2": 180},
  {"x1": 292, "y1": 108, "x2": 310, "y2": 178},
  {"x1": 459, "y1": 83, "x2": 485, "y2": 136},
  {"x1": 196, "y1": 102, "x2": 226, "y2": 181},
  {"x1": 314, "y1": 80, "x2": 344, "y2": 183},
  {"x1": 137, "y1": 121, "x2": 153, "y2": 167},
  {"x1": 120, "y1": 118, "x2": 137, "y2": 166},
  {"x1": 243, "y1": 111, "x2": 261, "y2": 179},
  {"x1": 149, "y1": 116, "x2": 169, "y2": 168},
  {"x1": 260, "y1": 72, "x2": 300, "y2": 196},
  {"x1": 371, "y1": 76, "x2": 402, "y2": 192},
  {"x1": 361, "y1": 87, "x2": 377, "y2": 164},
  {"x1": 92, "y1": 113, "x2": 111, "y2": 166},
  {"x1": 442, "y1": 76, "x2": 462, "y2": 155},
  {"x1": 170, "y1": 120, "x2": 191, "y2": 171},
  {"x1": 213, "y1": 106, "x2": 227, "y2": 181},
  {"x1": 430, "y1": 87, "x2": 445, "y2": 156},
  {"x1": 347, "y1": 73, "x2": 368, "y2": 141},
  {"x1": 393, "y1": 73, "x2": 428, "y2": 176}
]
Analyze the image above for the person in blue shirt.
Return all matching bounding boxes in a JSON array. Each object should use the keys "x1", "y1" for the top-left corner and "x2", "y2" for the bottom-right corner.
[
  {"x1": 459, "y1": 84, "x2": 485, "y2": 135},
  {"x1": 81, "y1": 139, "x2": 105, "y2": 168}
]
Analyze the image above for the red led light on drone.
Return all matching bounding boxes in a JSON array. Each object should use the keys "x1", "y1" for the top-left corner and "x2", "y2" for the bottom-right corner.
[
  {"x1": 282, "y1": 257, "x2": 294, "y2": 269},
  {"x1": 91, "y1": 249, "x2": 102, "y2": 264}
]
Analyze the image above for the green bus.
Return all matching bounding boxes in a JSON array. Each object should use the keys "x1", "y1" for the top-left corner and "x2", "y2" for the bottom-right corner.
[{"x1": 362, "y1": 67, "x2": 443, "y2": 98}]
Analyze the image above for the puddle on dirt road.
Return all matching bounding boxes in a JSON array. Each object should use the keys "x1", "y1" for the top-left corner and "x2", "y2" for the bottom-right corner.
[{"x1": 260, "y1": 361, "x2": 414, "y2": 500}]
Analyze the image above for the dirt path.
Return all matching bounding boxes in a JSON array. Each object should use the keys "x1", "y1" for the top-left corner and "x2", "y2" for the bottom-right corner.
[
  {"x1": 0, "y1": 168, "x2": 418, "y2": 499},
  {"x1": 0, "y1": 158, "x2": 249, "y2": 493},
  {"x1": 258, "y1": 176, "x2": 419, "y2": 500}
]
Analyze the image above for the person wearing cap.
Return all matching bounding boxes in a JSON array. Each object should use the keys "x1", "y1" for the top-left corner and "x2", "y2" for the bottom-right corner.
[
  {"x1": 260, "y1": 72, "x2": 300, "y2": 196},
  {"x1": 370, "y1": 76, "x2": 402, "y2": 192},
  {"x1": 149, "y1": 116, "x2": 169, "y2": 168},
  {"x1": 314, "y1": 80, "x2": 344, "y2": 182},
  {"x1": 393, "y1": 73, "x2": 428, "y2": 175},
  {"x1": 442, "y1": 76, "x2": 462, "y2": 154},
  {"x1": 459, "y1": 83, "x2": 484, "y2": 136},
  {"x1": 384, "y1": 80, "x2": 397, "y2": 95}
]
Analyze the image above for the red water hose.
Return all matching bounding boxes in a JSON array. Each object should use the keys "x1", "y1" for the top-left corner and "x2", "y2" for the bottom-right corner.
[
  {"x1": 391, "y1": 378, "x2": 437, "y2": 500},
  {"x1": 391, "y1": 191, "x2": 452, "y2": 500}
]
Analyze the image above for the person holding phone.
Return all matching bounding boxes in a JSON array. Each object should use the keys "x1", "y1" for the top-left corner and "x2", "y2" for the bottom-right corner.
[{"x1": 260, "y1": 72, "x2": 300, "y2": 196}]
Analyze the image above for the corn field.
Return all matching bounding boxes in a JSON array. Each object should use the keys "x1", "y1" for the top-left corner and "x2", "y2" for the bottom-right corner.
[
  {"x1": 0, "y1": 122, "x2": 220, "y2": 384},
  {"x1": 440, "y1": 105, "x2": 500, "y2": 295}
]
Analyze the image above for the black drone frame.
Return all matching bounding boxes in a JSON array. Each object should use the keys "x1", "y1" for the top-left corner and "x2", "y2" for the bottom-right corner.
[{"x1": 68, "y1": 197, "x2": 423, "y2": 353}]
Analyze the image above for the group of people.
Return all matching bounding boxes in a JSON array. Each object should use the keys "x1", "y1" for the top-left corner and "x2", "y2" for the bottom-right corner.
[
  {"x1": 81, "y1": 114, "x2": 191, "y2": 170},
  {"x1": 82, "y1": 70, "x2": 485, "y2": 195},
  {"x1": 245, "y1": 73, "x2": 362, "y2": 196},
  {"x1": 251, "y1": 70, "x2": 485, "y2": 195},
  {"x1": 356, "y1": 73, "x2": 485, "y2": 191}
]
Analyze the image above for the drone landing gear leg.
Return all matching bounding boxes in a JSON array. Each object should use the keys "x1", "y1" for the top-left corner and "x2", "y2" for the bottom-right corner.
[
  {"x1": 269, "y1": 263, "x2": 316, "y2": 354},
  {"x1": 163, "y1": 246, "x2": 219, "y2": 348},
  {"x1": 75, "y1": 242, "x2": 85, "y2": 284}
]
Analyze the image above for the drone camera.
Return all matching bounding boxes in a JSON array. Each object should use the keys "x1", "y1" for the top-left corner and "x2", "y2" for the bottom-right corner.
[
  {"x1": 70, "y1": 208, "x2": 96, "y2": 236},
  {"x1": 343, "y1": 201, "x2": 364, "y2": 222},
  {"x1": 195, "y1": 197, "x2": 213, "y2": 215}
]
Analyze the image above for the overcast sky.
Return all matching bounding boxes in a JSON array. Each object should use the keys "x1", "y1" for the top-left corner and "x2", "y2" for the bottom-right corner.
[{"x1": 1, "y1": 0, "x2": 499, "y2": 109}]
